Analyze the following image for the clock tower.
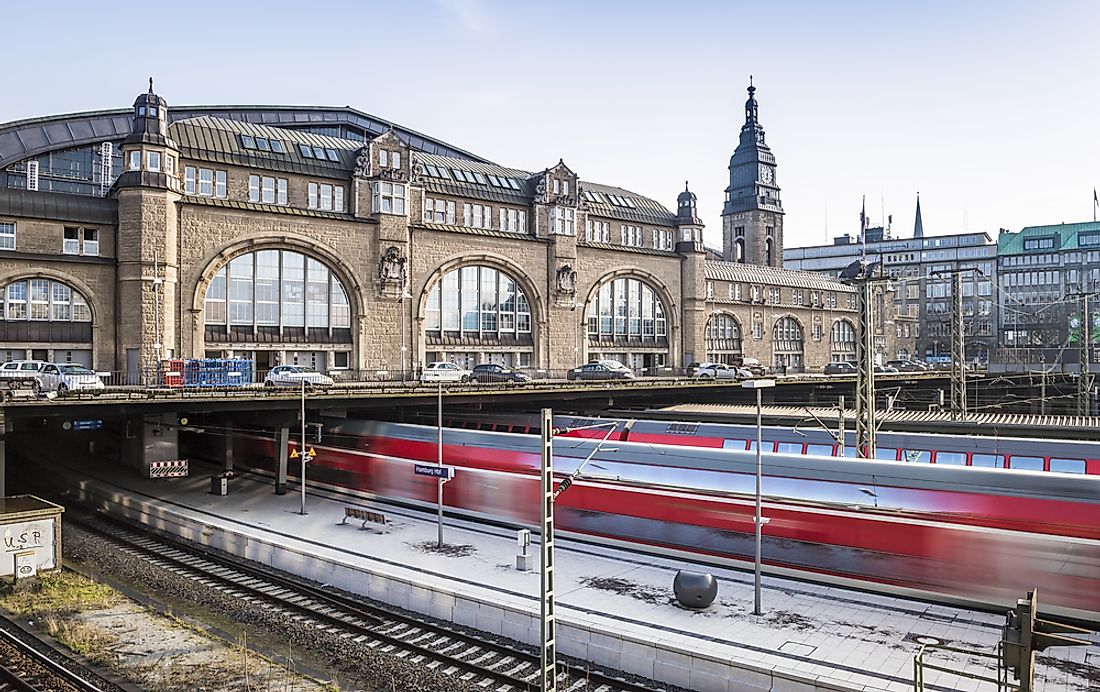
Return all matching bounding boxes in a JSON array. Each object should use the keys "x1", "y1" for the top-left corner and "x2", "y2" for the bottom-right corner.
[{"x1": 722, "y1": 79, "x2": 784, "y2": 267}]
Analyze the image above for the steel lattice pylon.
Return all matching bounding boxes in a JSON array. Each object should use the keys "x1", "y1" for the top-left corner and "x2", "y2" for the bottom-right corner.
[
  {"x1": 855, "y1": 278, "x2": 876, "y2": 458},
  {"x1": 951, "y1": 271, "x2": 967, "y2": 419}
]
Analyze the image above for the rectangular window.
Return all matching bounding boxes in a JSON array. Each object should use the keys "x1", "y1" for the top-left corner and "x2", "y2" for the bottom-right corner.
[
  {"x1": 129, "y1": 151, "x2": 141, "y2": 170},
  {"x1": 307, "y1": 182, "x2": 318, "y2": 209},
  {"x1": 372, "y1": 182, "x2": 406, "y2": 215},
  {"x1": 215, "y1": 170, "x2": 227, "y2": 199},
  {"x1": 199, "y1": 168, "x2": 214, "y2": 197},
  {"x1": 63, "y1": 228, "x2": 80, "y2": 255},
  {"x1": 249, "y1": 175, "x2": 261, "y2": 203},
  {"x1": 0, "y1": 222, "x2": 14, "y2": 250},
  {"x1": 277, "y1": 178, "x2": 287, "y2": 205},
  {"x1": 83, "y1": 228, "x2": 99, "y2": 256},
  {"x1": 262, "y1": 176, "x2": 276, "y2": 204},
  {"x1": 334, "y1": 186, "x2": 344, "y2": 212},
  {"x1": 147, "y1": 151, "x2": 161, "y2": 172},
  {"x1": 26, "y1": 160, "x2": 39, "y2": 191},
  {"x1": 319, "y1": 184, "x2": 332, "y2": 210},
  {"x1": 184, "y1": 166, "x2": 197, "y2": 195},
  {"x1": 379, "y1": 150, "x2": 388, "y2": 167}
]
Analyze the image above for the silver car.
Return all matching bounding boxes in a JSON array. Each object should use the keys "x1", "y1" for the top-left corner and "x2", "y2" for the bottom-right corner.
[
  {"x1": 44, "y1": 363, "x2": 106, "y2": 395},
  {"x1": 264, "y1": 365, "x2": 334, "y2": 389},
  {"x1": 693, "y1": 363, "x2": 752, "y2": 380}
]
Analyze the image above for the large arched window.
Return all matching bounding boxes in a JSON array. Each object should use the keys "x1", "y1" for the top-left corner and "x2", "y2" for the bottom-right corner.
[
  {"x1": 773, "y1": 316, "x2": 804, "y2": 373},
  {"x1": 0, "y1": 278, "x2": 94, "y2": 365},
  {"x1": 830, "y1": 319, "x2": 856, "y2": 361},
  {"x1": 705, "y1": 313, "x2": 742, "y2": 363},
  {"x1": 204, "y1": 250, "x2": 351, "y2": 331},
  {"x1": 425, "y1": 266, "x2": 531, "y2": 337},
  {"x1": 586, "y1": 277, "x2": 669, "y2": 372},
  {"x1": 423, "y1": 265, "x2": 534, "y2": 370},
  {"x1": 0, "y1": 279, "x2": 91, "y2": 322}
]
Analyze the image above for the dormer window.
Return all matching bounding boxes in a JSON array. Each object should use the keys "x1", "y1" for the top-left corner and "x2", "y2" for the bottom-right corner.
[
  {"x1": 129, "y1": 151, "x2": 141, "y2": 171},
  {"x1": 149, "y1": 106, "x2": 158, "y2": 118},
  {"x1": 552, "y1": 179, "x2": 560, "y2": 194},
  {"x1": 379, "y1": 150, "x2": 388, "y2": 167},
  {"x1": 137, "y1": 106, "x2": 145, "y2": 116}
]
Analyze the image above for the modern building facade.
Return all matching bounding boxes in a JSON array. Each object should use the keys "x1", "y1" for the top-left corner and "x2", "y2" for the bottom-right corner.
[
  {"x1": 784, "y1": 203, "x2": 996, "y2": 364},
  {"x1": 0, "y1": 82, "x2": 910, "y2": 378},
  {"x1": 996, "y1": 220, "x2": 1100, "y2": 372}
]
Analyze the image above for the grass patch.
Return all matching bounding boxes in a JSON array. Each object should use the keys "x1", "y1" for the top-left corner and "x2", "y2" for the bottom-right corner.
[
  {"x1": 44, "y1": 615, "x2": 120, "y2": 665},
  {"x1": 0, "y1": 570, "x2": 124, "y2": 618}
]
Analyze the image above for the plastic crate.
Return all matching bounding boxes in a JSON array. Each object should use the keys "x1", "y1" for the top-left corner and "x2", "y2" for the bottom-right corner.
[
  {"x1": 159, "y1": 359, "x2": 186, "y2": 387},
  {"x1": 182, "y1": 358, "x2": 254, "y2": 387}
]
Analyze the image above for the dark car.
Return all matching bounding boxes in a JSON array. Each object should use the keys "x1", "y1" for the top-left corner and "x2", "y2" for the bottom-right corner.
[
  {"x1": 468, "y1": 363, "x2": 531, "y2": 384},
  {"x1": 886, "y1": 359, "x2": 926, "y2": 372},
  {"x1": 568, "y1": 361, "x2": 635, "y2": 381},
  {"x1": 823, "y1": 361, "x2": 857, "y2": 376},
  {"x1": 873, "y1": 364, "x2": 899, "y2": 374}
]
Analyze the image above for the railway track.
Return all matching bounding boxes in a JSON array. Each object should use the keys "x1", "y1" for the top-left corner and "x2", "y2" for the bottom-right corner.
[
  {"x1": 0, "y1": 615, "x2": 119, "y2": 692},
  {"x1": 70, "y1": 511, "x2": 667, "y2": 692}
]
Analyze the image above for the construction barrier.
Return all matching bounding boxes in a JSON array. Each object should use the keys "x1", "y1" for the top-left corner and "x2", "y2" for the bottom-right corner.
[
  {"x1": 158, "y1": 359, "x2": 253, "y2": 388},
  {"x1": 148, "y1": 459, "x2": 190, "y2": 479}
]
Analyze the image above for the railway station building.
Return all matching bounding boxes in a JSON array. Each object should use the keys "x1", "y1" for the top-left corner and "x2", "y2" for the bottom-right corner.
[{"x1": 0, "y1": 81, "x2": 912, "y2": 378}]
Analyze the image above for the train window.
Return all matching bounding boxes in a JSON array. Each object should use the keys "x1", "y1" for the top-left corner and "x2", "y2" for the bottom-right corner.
[
  {"x1": 666, "y1": 423, "x2": 700, "y2": 435},
  {"x1": 723, "y1": 439, "x2": 747, "y2": 450},
  {"x1": 1008, "y1": 456, "x2": 1044, "y2": 471},
  {"x1": 495, "y1": 424, "x2": 510, "y2": 432},
  {"x1": 935, "y1": 452, "x2": 966, "y2": 466},
  {"x1": 479, "y1": 423, "x2": 493, "y2": 431},
  {"x1": 1049, "y1": 458, "x2": 1086, "y2": 474},
  {"x1": 903, "y1": 450, "x2": 932, "y2": 463},
  {"x1": 970, "y1": 454, "x2": 1003, "y2": 468},
  {"x1": 874, "y1": 448, "x2": 899, "y2": 461},
  {"x1": 842, "y1": 447, "x2": 859, "y2": 458},
  {"x1": 806, "y1": 444, "x2": 834, "y2": 456},
  {"x1": 777, "y1": 442, "x2": 803, "y2": 454},
  {"x1": 748, "y1": 441, "x2": 776, "y2": 453}
]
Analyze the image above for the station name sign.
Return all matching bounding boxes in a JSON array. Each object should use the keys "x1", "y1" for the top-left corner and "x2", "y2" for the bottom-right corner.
[{"x1": 414, "y1": 464, "x2": 455, "y2": 480}]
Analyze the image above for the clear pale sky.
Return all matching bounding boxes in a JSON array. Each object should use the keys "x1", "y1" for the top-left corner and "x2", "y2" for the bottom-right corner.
[{"x1": 2, "y1": 1, "x2": 1097, "y2": 250}]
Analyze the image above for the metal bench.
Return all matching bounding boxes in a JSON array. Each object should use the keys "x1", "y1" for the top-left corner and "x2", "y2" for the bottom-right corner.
[{"x1": 341, "y1": 506, "x2": 387, "y2": 531}]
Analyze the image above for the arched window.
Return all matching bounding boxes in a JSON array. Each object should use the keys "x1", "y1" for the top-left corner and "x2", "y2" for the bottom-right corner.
[
  {"x1": 0, "y1": 279, "x2": 91, "y2": 322},
  {"x1": 423, "y1": 265, "x2": 533, "y2": 369},
  {"x1": 204, "y1": 250, "x2": 351, "y2": 331},
  {"x1": 830, "y1": 319, "x2": 856, "y2": 361},
  {"x1": 425, "y1": 265, "x2": 531, "y2": 337},
  {"x1": 773, "y1": 316, "x2": 804, "y2": 373},
  {"x1": 705, "y1": 313, "x2": 742, "y2": 363},
  {"x1": 765, "y1": 237, "x2": 774, "y2": 266},
  {"x1": 586, "y1": 278, "x2": 666, "y2": 340},
  {"x1": 586, "y1": 277, "x2": 669, "y2": 372},
  {"x1": 735, "y1": 238, "x2": 745, "y2": 264}
]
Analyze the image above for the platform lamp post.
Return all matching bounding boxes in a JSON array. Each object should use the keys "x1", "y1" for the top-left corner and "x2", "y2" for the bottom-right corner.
[
  {"x1": 741, "y1": 378, "x2": 775, "y2": 615},
  {"x1": 298, "y1": 377, "x2": 308, "y2": 515}
]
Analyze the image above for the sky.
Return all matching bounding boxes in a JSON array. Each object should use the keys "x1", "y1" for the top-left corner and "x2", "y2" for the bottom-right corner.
[{"x1": 2, "y1": 1, "x2": 1098, "y2": 251}]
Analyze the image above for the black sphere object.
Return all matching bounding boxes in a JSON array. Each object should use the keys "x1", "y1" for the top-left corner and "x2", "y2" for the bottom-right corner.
[{"x1": 673, "y1": 570, "x2": 717, "y2": 609}]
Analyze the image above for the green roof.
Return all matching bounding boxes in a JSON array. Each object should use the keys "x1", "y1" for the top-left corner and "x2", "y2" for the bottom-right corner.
[{"x1": 997, "y1": 220, "x2": 1100, "y2": 254}]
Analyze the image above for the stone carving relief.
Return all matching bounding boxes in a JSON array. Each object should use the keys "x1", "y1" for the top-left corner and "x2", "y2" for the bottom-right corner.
[
  {"x1": 354, "y1": 146, "x2": 371, "y2": 179},
  {"x1": 378, "y1": 246, "x2": 407, "y2": 286},
  {"x1": 556, "y1": 264, "x2": 577, "y2": 295}
]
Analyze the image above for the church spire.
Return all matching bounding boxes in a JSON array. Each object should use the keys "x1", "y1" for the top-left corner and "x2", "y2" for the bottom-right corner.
[
  {"x1": 913, "y1": 192, "x2": 924, "y2": 239},
  {"x1": 741, "y1": 77, "x2": 764, "y2": 145}
]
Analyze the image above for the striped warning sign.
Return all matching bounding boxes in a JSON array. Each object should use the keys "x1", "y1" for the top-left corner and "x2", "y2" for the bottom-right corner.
[{"x1": 148, "y1": 459, "x2": 190, "y2": 479}]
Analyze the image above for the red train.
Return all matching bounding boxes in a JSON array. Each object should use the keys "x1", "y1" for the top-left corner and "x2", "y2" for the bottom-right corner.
[
  {"x1": 429, "y1": 412, "x2": 1100, "y2": 475},
  {"x1": 188, "y1": 419, "x2": 1100, "y2": 623}
]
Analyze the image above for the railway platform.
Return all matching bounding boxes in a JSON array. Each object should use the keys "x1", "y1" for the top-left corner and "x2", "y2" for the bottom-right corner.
[{"x1": 57, "y1": 462, "x2": 1099, "y2": 692}]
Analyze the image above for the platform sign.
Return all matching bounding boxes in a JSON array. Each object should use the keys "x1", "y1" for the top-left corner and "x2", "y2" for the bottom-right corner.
[
  {"x1": 67, "y1": 419, "x2": 103, "y2": 431},
  {"x1": 414, "y1": 464, "x2": 454, "y2": 480},
  {"x1": 290, "y1": 447, "x2": 316, "y2": 460}
]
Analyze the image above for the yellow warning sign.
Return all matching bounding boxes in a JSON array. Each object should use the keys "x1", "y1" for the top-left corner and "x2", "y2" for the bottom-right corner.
[
  {"x1": 307, "y1": 446, "x2": 317, "y2": 458},
  {"x1": 290, "y1": 447, "x2": 317, "y2": 460}
]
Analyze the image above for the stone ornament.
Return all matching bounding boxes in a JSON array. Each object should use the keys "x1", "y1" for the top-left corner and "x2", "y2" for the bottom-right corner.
[
  {"x1": 354, "y1": 146, "x2": 371, "y2": 179},
  {"x1": 556, "y1": 264, "x2": 577, "y2": 295},
  {"x1": 378, "y1": 246, "x2": 407, "y2": 285}
]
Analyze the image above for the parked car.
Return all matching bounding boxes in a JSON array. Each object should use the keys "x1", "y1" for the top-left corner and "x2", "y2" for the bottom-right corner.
[
  {"x1": 873, "y1": 364, "x2": 899, "y2": 374},
  {"x1": 43, "y1": 363, "x2": 105, "y2": 395},
  {"x1": 0, "y1": 360, "x2": 49, "y2": 393},
  {"x1": 468, "y1": 363, "x2": 530, "y2": 384},
  {"x1": 823, "y1": 361, "x2": 857, "y2": 376},
  {"x1": 733, "y1": 357, "x2": 767, "y2": 377},
  {"x1": 568, "y1": 361, "x2": 635, "y2": 381},
  {"x1": 420, "y1": 361, "x2": 471, "y2": 383},
  {"x1": 886, "y1": 359, "x2": 926, "y2": 372},
  {"x1": 264, "y1": 365, "x2": 334, "y2": 388},
  {"x1": 692, "y1": 363, "x2": 752, "y2": 380}
]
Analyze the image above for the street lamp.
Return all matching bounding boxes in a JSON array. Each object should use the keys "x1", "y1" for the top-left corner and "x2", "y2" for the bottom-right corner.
[{"x1": 741, "y1": 378, "x2": 775, "y2": 615}]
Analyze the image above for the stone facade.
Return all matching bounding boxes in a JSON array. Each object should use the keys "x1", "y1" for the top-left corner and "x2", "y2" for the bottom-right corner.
[{"x1": 0, "y1": 84, "x2": 913, "y2": 377}]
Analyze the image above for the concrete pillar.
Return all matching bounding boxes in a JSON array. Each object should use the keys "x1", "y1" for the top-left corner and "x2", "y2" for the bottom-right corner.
[
  {"x1": 222, "y1": 425, "x2": 234, "y2": 473},
  {"x1": 275, "y1": 427, "x2": 289, "y2": 495}
]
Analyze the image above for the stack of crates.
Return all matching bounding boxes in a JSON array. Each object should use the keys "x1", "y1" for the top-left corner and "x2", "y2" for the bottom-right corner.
[
  {"x1": 158, "y1": 359, "x2": 253, "y2": 388},
  {"x1": 159, "y1": 359, "x2": 186, "y2": 387}
]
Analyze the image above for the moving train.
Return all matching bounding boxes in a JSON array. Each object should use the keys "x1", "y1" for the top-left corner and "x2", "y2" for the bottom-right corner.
[
  {"x1": 421, "y1": 412, "x2": 1100, "y2": 476},
  {"x1": 187, "y1": 419, "x2": 1100, "y2": 623}
]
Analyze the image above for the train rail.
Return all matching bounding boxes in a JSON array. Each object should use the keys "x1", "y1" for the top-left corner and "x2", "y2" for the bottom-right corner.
[
  {"x1": 0, "y1": 615, "x2": 119, "y2": 692},
  {"x1": 69, "y1": 511, "x2": 667, "y2": 692}
]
